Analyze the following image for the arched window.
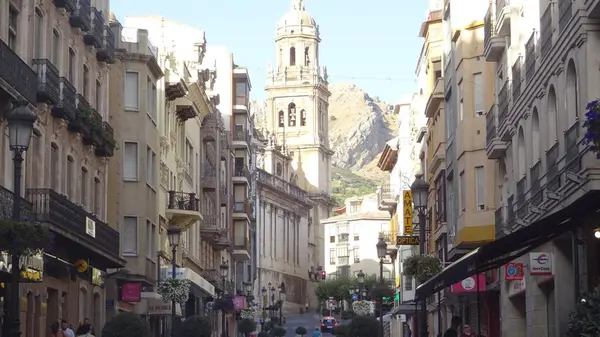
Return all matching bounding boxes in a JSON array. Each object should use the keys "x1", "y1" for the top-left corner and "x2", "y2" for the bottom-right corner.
[
  {"x1": 81, "y1": 166, "x2": 88, "y2": 206},
  {"x1": 289, "y1": 47, "x2": 296, "y2": 66},
  {"x1": 288, "y1": 103, "x2": 296, "y2": 126},
  {"x1": 33, "y1": 8, "x2": 44, "y2": 59},
  {"x1": 68, "y1": 48, "x2": 76, "y2": 83},
  {"x1": 278, "y1": 110, "x2": 284, "y2": 127},
  {"x1": 547, "y1": 86, "x2": 558, "y2": 147},
  {"x1": 66, "y1": 155, "x2": 74, "y2": 198},
  {"x1": 531, "y1": 108, "x2": 540, "y2": 163},
  {"x1": 50, "y1": 143, "x2": 60, "y2": 191},
  {"x1": 566, "y1": 60, "x2": 578, "y2": 126},
  {"x1": 517, "y1": 127, "x2": 526, "y2": 177},
  {"x1": 83, "y1": 64, "x2": 90, "y2": 98},
  {"x1": 300, "y1": 109, "x2": 306, "y2": 126},
  {"x1": 52, "y1": 29, "x2": 61, "y2": 66},
  {"x1": 304, "y1": 47, "x2": 310, "y2": 66}
]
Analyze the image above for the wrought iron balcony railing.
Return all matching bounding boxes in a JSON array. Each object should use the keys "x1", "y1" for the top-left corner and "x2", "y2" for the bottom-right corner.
[
  {"x1": 167, "y1": 191, "x2": 199, "y2": 212},
  {"x1": 234, "y1": 165, "x2": 251, "y2": 181},
  {"x1": 69, "y1": 0, "x2": 91, "y2": 31},
  {"x1": 0, "y1": 40, "x2": 37, "y2": 104},
  {"x1": 0, "y1": 186, "x2": 33, "y2": 221},
  {"x1": 52, "y1": 77, "x2": 76, "y2": 121},
  {"x1": 32, "y1": 59, "x2": 60, "y2": 105},
  {"x1": 525, "y1": 31, "x2": 538, "y2": 82},
  {"x1": 84, "y1": 8, "x2": 104, "y2": 47}
]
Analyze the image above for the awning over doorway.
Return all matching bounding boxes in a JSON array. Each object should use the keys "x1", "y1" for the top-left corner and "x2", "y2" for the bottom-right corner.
[{"x1": 416, "y1": 190, "x2": 600, "y2": 300}]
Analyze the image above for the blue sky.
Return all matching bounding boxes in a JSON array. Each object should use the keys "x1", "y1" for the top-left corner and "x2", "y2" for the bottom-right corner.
[{"x1": 111, "y1": 0, "x2": 427, "y2": 103}]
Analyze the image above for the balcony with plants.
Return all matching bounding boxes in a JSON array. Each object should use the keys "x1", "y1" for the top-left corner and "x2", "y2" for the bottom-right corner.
[
  {"x1": 84, "y1": 8, "x2": 104, "y2": 48},
  {"x1": 69, "y1": 0, "x2": 91, "y2": 31},
  {"x1": 165, "y1": 191, "x2": 201, "y2": 230}
]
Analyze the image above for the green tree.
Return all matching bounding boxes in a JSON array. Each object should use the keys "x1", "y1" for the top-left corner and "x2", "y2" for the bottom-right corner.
[
  {"x1": 257, "y1": 332, "x2": 269, "y2": 337},
  {"x1": 176, "y1": 316, "x2": 212, "y2": 337},
  {"x1": 349, "y1": 316, "x2": 381, "y2": 337},
  {"x1": 238, "y1": 319, "x2": 257, "y2": 337},
  {"x1": 316, "y1": 274, "x2": 395, "y2": 303},
  {"x1": 101, "y1": 312, "x2": 151, "y2": 337}
]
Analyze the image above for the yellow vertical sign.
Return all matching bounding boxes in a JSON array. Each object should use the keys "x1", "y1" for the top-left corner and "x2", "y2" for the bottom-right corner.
[{"x1": 403, "y1": 190, "x2": 413, "y2": 235}]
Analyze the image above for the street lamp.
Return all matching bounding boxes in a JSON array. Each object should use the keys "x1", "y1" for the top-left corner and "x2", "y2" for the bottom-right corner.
[
  {"x1": 261, "y1": 286, "x2": 267, "y2": 328},
  {"x1": 270, "y1": 285, "x2": 276, "y2": 318},
  {"x1": 167, "y1": 226, "x2": 181, "y2": 337},
  {"x1": 220, "y1": 259, "x2": 229, "y2": 337},
  {"x1": 410, "y1": 174, "x2": 429, "y2": 337},
  {"x1": 277, "y1": 284, "x2": 286, "y2": 326},
  {"x1": 376, "y1": 238, "x2": 387, "y2": 337},
  {"x1": 5, "y1": 102, "x2": 36, "y2": 337},
  {"x1": 357, "y1": 270, "x2": 365, "y2": 300}
]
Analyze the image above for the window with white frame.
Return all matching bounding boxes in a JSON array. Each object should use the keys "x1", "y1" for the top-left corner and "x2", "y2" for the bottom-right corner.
[
  {"x1": 122, "y1": 216, "x2": 138, "y2": 256},
  {"x1": 146, "y1": 146, "x2": 156, "y2": 187},
  {"x1": 475, "y1": 166, "x2": 485, "y2": 210},
  {"x1": 123, "y1": 142, "x2": 138, "y2": 181},
  {"x1": 353, "y1": 246, "x2": 360, "y2": 263},
  {"x1": 124, "y1": 72, "x2": 139, "y2": 110},
  {"x1": 146, "y1": 77, "x2": 157, "y2": 120},
  {"x1": 473, "y1": 73, "x2": 483, "y2": 115},
  {"x1": 146, "y1": 220, "x2": 156, "y2": 258}
]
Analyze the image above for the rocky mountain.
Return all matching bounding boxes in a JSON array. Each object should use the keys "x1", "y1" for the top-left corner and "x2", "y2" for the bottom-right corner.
[{"x1": 250, "y1": 83, "x2": 397, "y2": 205}]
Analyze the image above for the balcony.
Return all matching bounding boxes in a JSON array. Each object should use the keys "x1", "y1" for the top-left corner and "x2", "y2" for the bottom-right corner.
[
  {"x1": 200, "y1": 269, "x2": 224, "y2": 290},
  {"x1": 201, "y1": 163, "x2": 217, "y2": 189},
  {"x1": 377, "y1": 185, "x2": 397, "y2": 212},
  {"x1": 484, "y1": 6, "x2": 506, "y2": 63},
  {"x1": 546, "y1": 143, "x2": 561, "y2": 193},
  {"x1": 80, "y1": 109, "x2": 103, "y2": 147},
  {"x1": 530, "y1": 161, "x2": 542, "y2": 206},
  {"x1": 54, "y1": 0, "x2": 76, "y2": 12},
  {"x1": 219, "y1": 184, "x2": 228, "y2": 205},
  {"x1": 165, "y1": 191, "x2": 201, "y2": 230},
  {"x1": 68, "y1": 94, "x2": 91, "y2": 131},
  {"x1": 424, "y1": 78, "x2": 443, "y2": 118},
  {"x1": 32, "y1": 59, "x2": 60, "y2": 105},
  {"x1": 97, "y1": 25, "x2": 116, "y2": 63},
  {"x1": 511, "y1": 56, "x2": 522, "y2": 101},
  {"x1": 497, "y1": 80, "x2": 511, "y2": 140},
  {"x1": 95, "y1": 122, "x2": 116, "y2": 157},
  {"x1": 220, "y1": 132, "x2": 230, "y2": 151},
  {"x1": 232, "y1": 226, "x2": 251, "y2": 261},
  {"x1": 495, "y1": 0, "x2": 512, "y2": 35},
  {"x1": 232, "y1": 127, "x2": 250, "y2": 148},
  {"x1": 0, "y1": 40, "x2": 37, "y2": 105},
  {"x1": 233, "y1": 165, "x2": 251, "y2": 185},
  {"x1": 256, "y1": 169, "x2": 308, "y2": 204},
  {"x1": 200, "y1": 214, "x2": 220, "y2": 239},
  {"x1": 565, "y1": 122, "x2": 582, "y2": 174},
  {"x1": 233, "y1": 201, "x2": 249, "y2": 221},
  {"x1": 176, "y1": 104, "x2": 197, "y2": 122},
  {"x1": 0, "y1": 186, "x2": 33, "y2": 222},
  {"x1": 516, "y1": 176, "x2": 527, "y2": 219},
  {"x1": 485, "y1": 105, "x2": 508, "y2": 159},
  {"x1": 525, "y1": 31, "x2": 538, "y2": 83},
  {"x1": 495, "y1": 206, "x2": 506, "y2": 239},
  {"x1": 84, "y1": 8, "x2": 104, "y2": 47},
  {"x1": 540, "y1": 3, "x2": 554, "y2": 60},
  {"x1": 69, "y1": 0, "x2": 91, "y2": 31},
  {"x1": 213, "y1": 230, "x2": 232, "y2": 251},
  {"x1": 51, "y1": 78, "x2": 76, "y2": 121},
  {"x1": 26, "y1": 189, "x2": 123, "y2": 269}
]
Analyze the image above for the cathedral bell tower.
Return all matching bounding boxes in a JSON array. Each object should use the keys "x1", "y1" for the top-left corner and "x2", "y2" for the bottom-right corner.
[{"x1": 265, "y1": 0, "x2": 332, "y2": 197}]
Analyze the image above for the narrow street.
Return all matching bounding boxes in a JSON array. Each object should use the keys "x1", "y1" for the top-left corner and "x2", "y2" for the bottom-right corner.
[{"x1": 283, "y1": 313, "x2": 323, "y2": 337}]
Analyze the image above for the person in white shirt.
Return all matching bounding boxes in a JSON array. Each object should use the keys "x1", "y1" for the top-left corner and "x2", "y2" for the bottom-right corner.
[{"x1": 61, "y1": 320, "x2": 75, "y2": 337}]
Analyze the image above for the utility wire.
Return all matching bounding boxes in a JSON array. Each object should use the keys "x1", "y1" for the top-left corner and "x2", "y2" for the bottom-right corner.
[{"x1": 245, "y1": 66, "x2": 417, "y2": 82}]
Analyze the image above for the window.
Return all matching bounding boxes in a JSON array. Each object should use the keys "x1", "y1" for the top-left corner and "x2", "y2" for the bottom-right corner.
[
  {"x1": 146, "y1": 220, "x2": 156, "y2": 258},
  {"x1": 122, "y1": 217, "x2": 138, "y2": 256},
  {"x1": 353, "y1": 234, "x2": 359, "y2": 241},
  {"x1": 475, "y1": 166, "x2": 485, "y2": 210},
  {"x1": 123, "y1": 142, "x2": 138, "y2": 180},
  {"x1": 353, "y1": 247, "x2": 360, "y2": 263},
  {"x1": 349, "y1": 202, "x2": 360, "y2": 213},
  {"x1": 473, "y1": 73, "x2": 483, "y2": 115},
  {"x1": 81, "y1": 167, "x2": 88, "y2": 207},
  {"x1": 146, "y1": 147, "x2": 156, "y2": 187},
  {"x1": 329, "y1": 248, "x2": 336, "y2": 265},
  {"x1": 66, "y1": 156, "x2": 74, "y2": 198},
  {"x1": 235, "y1": 81, "x2": 247, "y2": 106},
  {"x1": 83, "y1": 65, "x2": 89, "y2": 98},
  {"x1": 146, "y1": 77, "x2": 157, "y2": 120},
  {"x1": 289, "y1": 47, "x2": 296, "y2": 66},
  {"x1": 435, "y1": 171, "x2": 446, "y2": 223},
  {"x1": 52, "y1": 30, "x2": 60, "y2": 66},
  {"x1": 34, "y1": 9, "x2": 43, "y2": 59},
  {"x1": 459, "y1": 171, "x2": 466, "y2": 212},
  {"x1": 95, "y1": 80, "x2": 102, "y2": 114},
  {"x1": 329, "y1": 235, "x2": 335, "y2": 243},
  {"x1": 404, "y1": 275, "x2": 413, "y2": 291},
  {"x1": 124, "y1": 72, "x2": 139, "y2": 110},
  {"x1": 304, "y1": 47, "x2": 310, "y2": 66},
  {"x1": 288, "y1": 103, "x2": 297, "y2": 127},
  {"x1": 185, "y1": 139, "x2": 193, "y2": 172},
  {"x1": 92, "y1": 177, "x2": 101, "y2": 215},
  {"x1": 278, "y1": 111, "x2": 284, "y2": 127},
  {"x1": 338, "y1": 233, "x2": 349, "y2": 242},
  {"x1": 68, "y1": 48, "x2": 75, "y2": 83},
  {"x1": 8, "y1": 5, "x2": 18, "y2": 50},
  {"x1": 50, "y1": 143, "x2": 59, "y2": 191}
]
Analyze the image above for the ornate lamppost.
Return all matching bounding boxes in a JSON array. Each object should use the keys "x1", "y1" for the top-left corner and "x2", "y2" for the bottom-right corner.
[
  {"x1": 411, "y1": 174, "x2": 429, "y2": 337},
  {"x1": 376, "y1": 237, "x2": 388, "y2": 337},
  {"x1": 166, "y1": 227, "x2": 181, "y2": 337},
  {"x1": 220, "y1": 259, "x2": 229, "y2": 337}
]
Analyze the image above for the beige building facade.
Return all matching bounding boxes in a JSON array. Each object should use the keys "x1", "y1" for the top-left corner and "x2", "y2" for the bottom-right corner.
[{"x1": 0, "y1": 0, "x2": 122, "y2": 335}]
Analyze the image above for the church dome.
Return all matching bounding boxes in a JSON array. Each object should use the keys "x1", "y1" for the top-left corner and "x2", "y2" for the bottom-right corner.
[{"x1": 276, "y1": 0, "x2": 318, "y2": 38}]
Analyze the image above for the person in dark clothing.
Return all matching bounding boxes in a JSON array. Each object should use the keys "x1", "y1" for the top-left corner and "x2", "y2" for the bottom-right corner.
[{"x1": 443, "y1": 316, "x2": 462, "y2": 337}]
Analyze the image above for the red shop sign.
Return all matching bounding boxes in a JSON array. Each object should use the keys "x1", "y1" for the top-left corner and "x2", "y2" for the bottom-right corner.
[
  {"x1": 505, "y1": 262, "x2": 524, "y2": 281},
  {"x1": 121, "y1": 282, "x2": 141, "y2": 302}
]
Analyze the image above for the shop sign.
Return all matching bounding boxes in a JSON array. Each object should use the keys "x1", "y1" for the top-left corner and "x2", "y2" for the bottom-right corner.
[
  {"x1": 396, "y1": 235, "x2": 419, "y2": 246},
  {"x1": 402, "y1": 190, "x2": 413, "y2": 235},
  {"x1": 147, "y1": 299, "x2": 181, "y2": 315},
  {"x1": 450, "y1": 274, "x2": 486, "y2": 293},
  {"x1": 504, "y1": 262, "x2": 524, "y2": 280},
  {"x1": 529, "y1": 253, "x2": 553, "y2": 276},
  {"x1": 121, "y1": 282, "x2": 141, "y2": 302}
]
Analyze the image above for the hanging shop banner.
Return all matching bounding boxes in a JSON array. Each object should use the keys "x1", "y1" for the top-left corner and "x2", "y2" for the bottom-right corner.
[
  {"x1": 504, "y1": 262, "x2": 524, "y2": 280},
  {"x1": 402, "y1": 190, "x2": 413, "y2": 235},
  {"x1": 529, "y1": 253, "x2": 553, "y2": 276},
  {"x1": 450, "y1": 274, "x2": 486, "y2": 293}
]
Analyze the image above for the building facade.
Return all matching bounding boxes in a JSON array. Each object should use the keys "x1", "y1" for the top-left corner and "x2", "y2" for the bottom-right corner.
[
  {"x1": 254, "y1": 0, "x2": 333, "y2": 312},
  {"x1": 322, "y1": 196, "x2": 393, "y2": 280},
  {"x1": 0, "y1": 0, "x2": 121, "y2": 335}
]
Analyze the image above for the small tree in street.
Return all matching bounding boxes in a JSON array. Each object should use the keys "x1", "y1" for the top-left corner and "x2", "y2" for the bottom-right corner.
[
  {"x1": 271, "y1": 326, "x2": 286, "y2": 337},
  {"x1": 295, "y1": 326, "x2": 307, "y2": 336},
  {"x1": 238, "y1": 319, "x2": 257, "y2": 337}
]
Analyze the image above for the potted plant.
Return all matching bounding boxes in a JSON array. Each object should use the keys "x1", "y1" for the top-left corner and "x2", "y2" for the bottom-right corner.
[
  {"x1": 101, "y1": 312, "x2": 151, "y2": 337},
  {"x1": 271, "y1": 326, "x2": 286, "y2": 337},
  {"x1": 156, "y1": 278, "x2": 191, "y2": 304},
  {"x1": 0, "y1": 220, "x2": 50, "y2": 256},
  {"x1": 352, "y1": 300, "x2": 371, "y2": 316},
  {"x1": 349, "y1": 315, "x2": 381, "y2": 337},
  {"x1": 295, "y1": 326, "x2": 307, "y2": 336},
  {"x1": 237, "y1": 318, "x2": 257, "y2": 337},
  {"x1": 176, "y1": 315, "x2": 211, "y2": 337},
  {"x1": 240, "y1": 306, "x2": 260, "y2": 320},
  {"x1": 584, "y1": 99, "x2": 600, "y2": 157},
  {"x1": 566, "y1": 286, "x2": 600, "y2": 336},
  {"x1": 403, "y1": 254, "x2": 442, "y2": 284}
]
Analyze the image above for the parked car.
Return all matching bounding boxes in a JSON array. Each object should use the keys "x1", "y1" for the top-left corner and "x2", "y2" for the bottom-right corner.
[{"x1": 320, "y1": 316, "x2": 339, "y2": 333}]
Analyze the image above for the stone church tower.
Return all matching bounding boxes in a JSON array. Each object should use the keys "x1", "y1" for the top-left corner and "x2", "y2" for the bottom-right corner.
[{"x1": 265, "y1": 0, "x2": 333, "y2": 282}]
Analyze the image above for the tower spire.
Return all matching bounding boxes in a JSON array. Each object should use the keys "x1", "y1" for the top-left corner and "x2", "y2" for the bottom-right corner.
[{"x1": 292, "y1": 0, "x2": 305, "y2": 10}]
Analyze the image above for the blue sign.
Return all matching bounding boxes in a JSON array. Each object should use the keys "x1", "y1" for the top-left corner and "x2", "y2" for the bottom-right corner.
[
  {"x1": 106, "y1": 299, "x2": 115, "y2": 310},
  {"x1": 352, "y1": 294, "x2": 358, "y2": 301}
]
